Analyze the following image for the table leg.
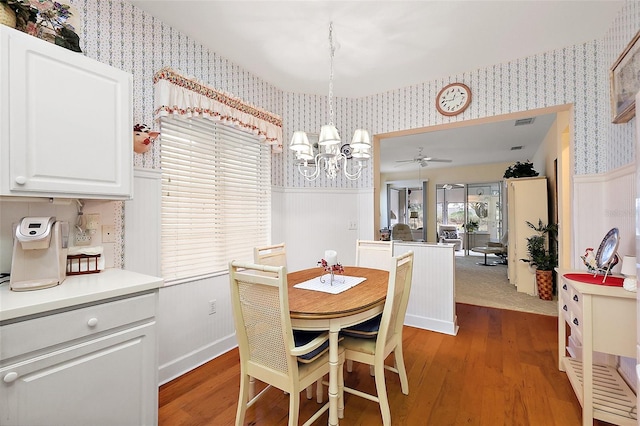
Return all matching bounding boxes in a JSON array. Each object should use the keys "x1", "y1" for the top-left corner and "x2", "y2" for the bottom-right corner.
[{"x1": 328, "y1": 325, "x2": 340, "y2": 426}]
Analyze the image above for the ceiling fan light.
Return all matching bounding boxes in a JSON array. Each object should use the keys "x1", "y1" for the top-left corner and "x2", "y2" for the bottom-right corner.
[
  {"x1": 318, "y1": 124, "x2": 341, "y2": 146},
  {"x1": 350, "y1": 129, "x2": 371, "y2": 149},
  {"x1": 289, "y1": 131, "x2": 311, "y2": 152}
]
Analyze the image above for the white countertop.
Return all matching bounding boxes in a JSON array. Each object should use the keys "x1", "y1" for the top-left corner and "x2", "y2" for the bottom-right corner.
[{"x1": 0, "y1": 268, "x2": 163, "y2": 322}]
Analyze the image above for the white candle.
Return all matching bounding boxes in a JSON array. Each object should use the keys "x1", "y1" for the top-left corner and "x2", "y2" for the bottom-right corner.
[{"x1": 325, "y1": 250, "x2": 337, "y2": 266}]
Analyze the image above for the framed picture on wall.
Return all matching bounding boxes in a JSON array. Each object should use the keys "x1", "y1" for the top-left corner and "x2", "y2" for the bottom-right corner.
[{"x1": 610, "y1": 30, "x2": 640, "y2": 124}]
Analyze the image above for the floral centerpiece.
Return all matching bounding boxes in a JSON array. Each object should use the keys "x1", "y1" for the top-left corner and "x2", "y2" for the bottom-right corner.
[{"x1": 0, "y1": 0, "x2": 81, "y2": 52}]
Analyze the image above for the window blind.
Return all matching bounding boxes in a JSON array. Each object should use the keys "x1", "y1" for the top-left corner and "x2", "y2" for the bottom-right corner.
[{"x1": 160, "y1": 116, "x2": 271, "y2": 283}]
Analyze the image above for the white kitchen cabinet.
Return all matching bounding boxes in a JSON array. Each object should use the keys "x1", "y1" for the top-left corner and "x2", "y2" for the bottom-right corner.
[
  {"x1": 506, "y1": 177, "x2": 548, "y2": 295},
  {"x1": 0, "y1": 26, "x2": 133, "y2": 200},
  {"x1": 558, "y1": 273, "x2": 637, "y2": 426},
  {"x1": 0, "y1": 291, "x2": 158, "y2": 426}
]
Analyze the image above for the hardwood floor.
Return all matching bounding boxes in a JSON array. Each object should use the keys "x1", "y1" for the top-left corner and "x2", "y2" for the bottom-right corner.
[{"x1": 158, "y1": 303, "x2": 614, "y2": 425}]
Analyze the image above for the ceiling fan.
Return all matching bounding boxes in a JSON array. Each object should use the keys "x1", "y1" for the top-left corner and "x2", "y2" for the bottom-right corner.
[{"x1": 395, "y1": 147, "x2": 452, "y2": 168}]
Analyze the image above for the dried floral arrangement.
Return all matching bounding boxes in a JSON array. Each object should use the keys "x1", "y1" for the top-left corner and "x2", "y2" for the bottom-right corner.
[{"x1": 1, "y1": 0, "x2": 81, "y2": 52}]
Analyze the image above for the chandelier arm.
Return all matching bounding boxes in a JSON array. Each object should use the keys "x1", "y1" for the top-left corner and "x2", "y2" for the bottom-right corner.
[
  {"x1": 340, "y1": 154, "x2": 365, "y2": 180},
  {"x1": 297, "y1": 158, "x2": 321, "y2": 181}
]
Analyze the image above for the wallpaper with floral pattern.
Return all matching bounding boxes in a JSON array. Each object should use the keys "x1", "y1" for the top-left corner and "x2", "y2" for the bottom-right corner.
[{"x1": 74, "y1": 0, "x2": 637, "y2": 189}]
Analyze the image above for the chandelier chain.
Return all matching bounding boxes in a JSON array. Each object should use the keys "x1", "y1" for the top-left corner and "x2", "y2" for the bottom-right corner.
[{"x1": 328, "y1": 22, "x2": 335, "y2": 126}]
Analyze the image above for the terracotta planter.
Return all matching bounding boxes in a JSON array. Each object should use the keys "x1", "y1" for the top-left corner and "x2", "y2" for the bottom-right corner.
[
  {"x1": 536, "y1": 269, "x2": 553, "y2": 300},
  {"x1": 0, "y1": 3, "x2": 17, "y2": 29}
]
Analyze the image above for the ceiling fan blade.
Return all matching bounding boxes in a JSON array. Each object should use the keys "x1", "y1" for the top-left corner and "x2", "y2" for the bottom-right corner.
[
  {"x1": 426, "y1": 158, "x2": 452, "y2": 163},
  {"x1": 394, "y1": 161, "x2": 417, "y2": 168},
  {"x1": 395, "y1": 159, "x2": 417, "y2": 163}
]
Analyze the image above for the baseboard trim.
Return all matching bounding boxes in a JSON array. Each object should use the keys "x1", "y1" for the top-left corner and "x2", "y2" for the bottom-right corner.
[
  {"x1": 158, "y1": 334, "x2": 237, "y2": 385},
  {"x1": 405, "y1": 314, "x2": 459, "y2": 336}
]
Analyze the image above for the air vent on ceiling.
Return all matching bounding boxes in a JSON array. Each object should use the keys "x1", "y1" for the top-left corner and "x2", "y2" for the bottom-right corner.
[
  {"x1": 514, "y1": 117, "x2": 535, "y2": 126},
  {"x1": 510, "y1": 146, "x2": 523, "y2": 151}
]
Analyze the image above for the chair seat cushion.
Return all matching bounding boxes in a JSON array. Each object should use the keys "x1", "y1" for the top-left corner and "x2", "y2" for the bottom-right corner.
[
  {"x1": 341, "y1": 314, "x2": 382, "y2": 338},
  {"x1": 293, "y1": 330, "x2": 330, "y2": 363}
]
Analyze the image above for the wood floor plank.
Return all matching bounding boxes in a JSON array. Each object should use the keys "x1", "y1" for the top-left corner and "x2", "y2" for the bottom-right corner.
[{"x1": 159, "y1": 303, "x2": 616, "y2": 425}]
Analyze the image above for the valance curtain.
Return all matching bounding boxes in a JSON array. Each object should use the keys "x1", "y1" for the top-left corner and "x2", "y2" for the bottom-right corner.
[{"x1": 153, "y1": 67, "x2": 283, "y2": 152}]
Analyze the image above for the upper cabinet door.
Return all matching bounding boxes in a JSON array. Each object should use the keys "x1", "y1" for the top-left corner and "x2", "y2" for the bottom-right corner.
[{"x1": 0, "y1": 26, "x2": 133, "y2": 200}]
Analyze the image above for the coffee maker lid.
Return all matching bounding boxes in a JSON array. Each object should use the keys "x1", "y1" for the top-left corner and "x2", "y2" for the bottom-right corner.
[{"x1": 16, "y1": 217, "x2": 56, "y2": 242}]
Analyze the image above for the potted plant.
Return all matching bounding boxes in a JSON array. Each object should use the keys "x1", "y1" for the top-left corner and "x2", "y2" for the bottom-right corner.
[
  {"x1": 521, "y1": 219, "x2": 558, "y2": 300},
  {"x1": 503, "y1": 160, "x2": 539, "y2": 179},
  {"x1": 463, "y1": 219, "x2": 479, "y2": 233}
]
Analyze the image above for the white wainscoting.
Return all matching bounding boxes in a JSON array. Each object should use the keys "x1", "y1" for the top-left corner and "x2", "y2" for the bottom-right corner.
[
  {"x1": 124, "y1": 168, "x2": 162, "y2": 277},
  {"x1": 281, "y1": 187, "x2": 374, "y2": 272},
  {"x1": 157, "y1": 274, "x2": 236, "y2": 385},
  {"x1": 573, "y1": 163, "x2": 635, "y2": 270},
  {"x1": 573, "y1": 162, "x2": 637, "y2": 393},
  {"x1": 394, "y1": 242, "x2": 458, "y2": 336}
]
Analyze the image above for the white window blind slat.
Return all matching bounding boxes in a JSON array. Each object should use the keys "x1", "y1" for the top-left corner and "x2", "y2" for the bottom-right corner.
[{"x1": 160, "y1": 116, "x2": 271, "y2": 283}]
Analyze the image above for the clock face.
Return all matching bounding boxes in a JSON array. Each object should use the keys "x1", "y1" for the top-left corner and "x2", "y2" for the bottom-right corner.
[{"x1": 436, "y1": 83, "x2": 471, "y2": 116}]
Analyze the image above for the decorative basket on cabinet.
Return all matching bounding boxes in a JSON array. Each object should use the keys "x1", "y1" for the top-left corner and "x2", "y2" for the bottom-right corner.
[{"x1": 0, "y1": 3, "x2": 16, "y2": 28}]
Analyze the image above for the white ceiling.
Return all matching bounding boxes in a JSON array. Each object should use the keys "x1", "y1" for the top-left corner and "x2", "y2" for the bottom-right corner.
[
  {"x1": 130, "y1": 0, "x2": 623, "y2": 172},
  {"x1": 379, "y1": 113, "x2": 557, "y2": 173},
  {"x1": 130, "y1": 0, "x2": 622, "y2": 98}
]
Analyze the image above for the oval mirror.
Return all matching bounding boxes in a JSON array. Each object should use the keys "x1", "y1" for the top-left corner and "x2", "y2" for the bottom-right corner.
[{"x1": 595, "y1": 228, "x2": 620, "y2": 269}]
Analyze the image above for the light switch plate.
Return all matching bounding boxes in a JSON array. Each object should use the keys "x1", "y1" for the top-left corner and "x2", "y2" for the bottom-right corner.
[{"x1": 86, "y1": 213, "x2": 101, "y2": 230}]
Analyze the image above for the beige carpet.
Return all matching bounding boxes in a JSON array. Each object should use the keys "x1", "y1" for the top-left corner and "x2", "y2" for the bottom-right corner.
[{"x1": 455, "y1": 254, "x2": 558, "y2": 316}]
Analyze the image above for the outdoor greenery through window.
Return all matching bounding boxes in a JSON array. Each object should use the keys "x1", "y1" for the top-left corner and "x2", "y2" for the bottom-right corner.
[
  {"x1": 436, "y1": 182, "x2": 502, "y2": 240},
  {"x1": 160, "y1": 116, "x2": 271, "y2": 284}
]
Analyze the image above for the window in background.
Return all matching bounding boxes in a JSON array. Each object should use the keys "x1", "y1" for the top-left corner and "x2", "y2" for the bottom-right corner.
[
  {"x1": 466, "y1": 182, "x2": 502, "y2": 240},
  {"x1": 160, "y1": 116, "x2": 271, "y2": 284},
  {"x1": 436, "y1": 184, "x2": 465, "y2": 229},
  {"x1": 387, "y1": 181, "x2": 427, "y2": 241}
]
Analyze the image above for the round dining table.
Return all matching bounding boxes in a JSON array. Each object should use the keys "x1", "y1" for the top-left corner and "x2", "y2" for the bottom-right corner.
[{"x1": 288, "y1": 266, "x2": 389, "y2": 426}]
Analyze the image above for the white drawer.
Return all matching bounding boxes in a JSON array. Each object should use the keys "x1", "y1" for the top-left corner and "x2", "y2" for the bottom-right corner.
[
  {"x1": 561, "y1": 280, "x2": 583, "y2": 317},
  {"x1": 0, "y1": 292, "x2": 156, "y2": 361}
]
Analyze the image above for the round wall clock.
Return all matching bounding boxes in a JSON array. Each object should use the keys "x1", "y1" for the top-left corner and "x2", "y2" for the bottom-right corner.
[{"x1": 436, "y1": 83, "x2": 471, "y2": 116}]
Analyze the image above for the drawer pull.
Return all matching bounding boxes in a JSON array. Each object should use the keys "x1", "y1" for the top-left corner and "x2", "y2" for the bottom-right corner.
[
  {"x1": 14, "y1": 176, "x2": 27, "y2": 185},
  {"x1": 573, "y1": 318, "x2": 579, "y2": 326},
  {"x1": 563, "y1": 284, "x2": 568, "y2": 290},
  {"x1": 87, "y1": 317, "x2": 98, "y2": 327},
  {"x1": 563, "y1": 305, "x2": 568, "y2": 311},
  {"x1": 573, "y1": 295, "x2": 579, "y2": 302},
  {"x1": 3, "y1": 372, "x2": 18, "y2": 383}
]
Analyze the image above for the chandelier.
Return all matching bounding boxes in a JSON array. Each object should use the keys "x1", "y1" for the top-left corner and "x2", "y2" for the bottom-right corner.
[{"x1": 289, "y1": 22, "x2": 371, "y2": 181}]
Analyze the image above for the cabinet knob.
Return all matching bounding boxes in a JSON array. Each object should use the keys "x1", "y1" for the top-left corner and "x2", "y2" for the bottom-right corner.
[
  {"x1": 563, "y1": 305, "x2": 568, "y2": 311},
  {"x1": 14, "y1": 176, "x2": 27, "y2": 185},
  {"x1": 562, "y1": 284, "x2": 567, "y2": 290},
  {"x1": 87, "y1": 317, "x2": 98, "y2": 327},
  {"x1": 573, "y1": 295, "x2": 579, "y2": 302},
  {"x1": 3, "y1": 372, "x2": 18, "y2": 383},
  {"x1": 573, "y1": 318, "x2": 579, "y2": 326}
]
